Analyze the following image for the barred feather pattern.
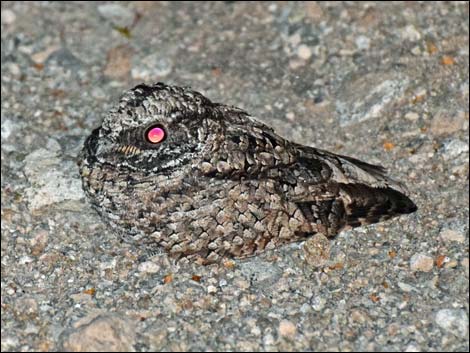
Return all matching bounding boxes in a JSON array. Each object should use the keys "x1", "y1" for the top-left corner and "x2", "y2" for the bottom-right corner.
[{"x1": 78, "y1": 83, "x2": 417, "y2": 264}]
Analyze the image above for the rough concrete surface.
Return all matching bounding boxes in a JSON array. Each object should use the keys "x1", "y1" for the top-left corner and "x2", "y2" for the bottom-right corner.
[{"x1": 1, "y1": 1, "x2": 468, "y2": 351}]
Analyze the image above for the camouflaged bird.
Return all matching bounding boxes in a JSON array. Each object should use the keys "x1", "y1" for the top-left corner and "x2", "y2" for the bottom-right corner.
[{"x1": 78, "y1": 82, "x2": 417, "y2": 264}]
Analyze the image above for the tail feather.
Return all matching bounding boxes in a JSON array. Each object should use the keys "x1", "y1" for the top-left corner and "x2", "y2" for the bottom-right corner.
[{"x1": 339, "y1": 183, "x2": 417, "y2": 228}]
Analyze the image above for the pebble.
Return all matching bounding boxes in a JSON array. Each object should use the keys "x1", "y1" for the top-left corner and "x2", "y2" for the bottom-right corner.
[
  {"x1": 207, "y1": 285, "x2": 217, "y2": 294},
  {"x1": 61, "y1": 313, "x2": 136, "y2": 352},
  {"x1": 443, "y1": 140, "x2": 469, "y2": 160},
  {"x1": 439, "y1": 229, "x2": 465, "y2": 243},
  {"x1": 355, "y1": 35, "x2": 371, "y2": 50},
  {"x1": 303, "y1": 233, "x2": 330, "y2": 268},
  {"x1": 336, "y1": 73, "x2": 409, "y2": 126},
  {"x1": 435, "y1": 309, "x2": 468, "y2": 338},
  {"x1": 97, "y1": 4, "x2": 134, "y2": 28},
  {"x1": 19, "y1": 255, "x2": 34, "y2": 265},
  {"x1": 398, "y1": 282, "x2": 417, "y2": 293},
  {"x1": 31, "y1": 45, "x2": 61, "y2": 65},
  {"x1": 410, "y1": 253, "x2": 434, "y2": 272},
  {"x1": 278, "y1": 320, "x2": 297, "y2": 338},
  {"x1": 24, "y1": 149, "x2": 84, "y2": 211},
  {"x1": 45, "y1": 48, "x2": 83, "y2": 71},
  {"x1": 288, "y1": 33, "x2": 301, "y2": 47},
  {"x1": 405, "y1": 112, "x2": 419, "y2": 121},
  {"x1": 14, "y1": 297, "x2": 39, "y2": 318},
  {"x1": 401, "y1": 25, "x2": 422, "y2": 41},
  {"x1": 311, "y1": 296, "x2": 326, "y2": 311},
  {"x1": 1, "y1": 118, "x2": 15, "y2": 139},
  {"x1": 350, "y1": 309, "x2": 369, "y2": 324},
  {"x1": 461, "y1": 258, "x2": 469, "y2": 277},
  {"x1": 289, "y1": 58, "x2": 305, "y2": 70},
  {"x1": 263, "y1": 333, "x2": 275, "y2": 346},
  {"x1": 30, "y1": 229, "x2": 49, "y2": 256},
  {"x1": 6, "y1": 62, "x2": 21, "y2": 76},
  {"x1": 239, "y1": 259, "x2": 282, "y2": 286},
  {"x1": 131, "y1": 54, "x2": 173, "y2": 80},
  {"x1": 104, "y1": 45, "x2": 133, "y2": 79},
  {"x1": 404, "y1": 343, "x2": 421, "y2": 352},
  {"x1": 138, "y1": 261, "x2": 160, "y2": 274},
  {"x1": 430, "y1": 110, "x2": 467, "y2": 136},
  {"x1": 286, "y1": 112, "x2": 295, "y2": 121},
  {"x1": 1, "y1": 9, "x2": 16, "y2": 25},
  {"x1": 297, "y1": 45, "x2": 312, "y2": 60},
  {"x1": 1, "y1": 337, "x2": 19, "y2": 350},
  {"x1": 305, "y1": 1, "x2": 323, "y2": 20}
]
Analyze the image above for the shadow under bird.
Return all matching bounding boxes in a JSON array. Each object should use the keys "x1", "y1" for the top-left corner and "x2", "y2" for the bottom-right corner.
[{"x1": 78, "y1": 82, "x2": 417, "y2": 264}]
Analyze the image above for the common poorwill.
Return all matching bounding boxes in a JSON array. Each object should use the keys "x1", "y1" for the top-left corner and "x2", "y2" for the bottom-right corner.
[{"x1": 78, "y1": 82, "x2": 417, "y2": 264}]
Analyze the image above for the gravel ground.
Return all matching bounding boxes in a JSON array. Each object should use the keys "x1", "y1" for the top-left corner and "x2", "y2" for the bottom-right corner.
[{"x1": 1, "y1": 2, "x2": 469, "y2": 351}]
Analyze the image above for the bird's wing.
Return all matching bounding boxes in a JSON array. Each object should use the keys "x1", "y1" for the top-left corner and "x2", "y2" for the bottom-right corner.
[
  {"x1": 195, "y1": 118, "x2": 416, "y2": 236},
  {"x1": 285, "y1": 144, "x2": 417, "y2": 234}
]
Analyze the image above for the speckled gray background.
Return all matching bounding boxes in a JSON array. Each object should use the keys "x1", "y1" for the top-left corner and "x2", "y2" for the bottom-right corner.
[{"x1": 1, "y1": 1, "x2": 468, "y2": 351}]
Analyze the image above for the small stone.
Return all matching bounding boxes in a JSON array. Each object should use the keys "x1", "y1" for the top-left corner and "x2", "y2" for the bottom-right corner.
[
  {"x1": 387, "y1": 323, "x2": 400, "y2": 336},
  {"x1": 350, "y1": 309, "x2": 369, "y2": 324},
  {"x1": 30, "y1": 229, "x2": 49, "y2": 256},
  {"x1": 444, "y1": 259, "x2": 458, "y2": 269},
  {"x1": 335, "y1": 72, "x2": 409, "y2": 126},
  {"x1": 311, "y1": 296, "x2": 326, "y2": 311},
  {"x1": 401, "y1": 25, "x2": 421, "y2": 41},
  {"x1": 405, "y1": 343, "x2": 421, "y2": 352},
  {"x1": 14, "y1": 297, "x2": 38, "y2": 318},
  {"x1": 398, "y1": 282, "x2": 417, "y2": 292},
  {"x1": 305, "y1": 2, "x2": 323, "y2": 20},
  {"x1": 263, "y1": 333, "x2": 275, "y2": 346},
  {"x1": 411, "y1": 46, "x2": 422, "y2": 56},
  {"x1": 207, "y1": 285, "x2": 217, "y2": 294},
  {"x1": 278, "y1": 320, "x2": 297, "y2": 338},
  {"x1": 355, "y1": 35, "x2": 370, "y2": 50},
  {"x1": 138, "y1": 261, "x2": 160, "y2": 274},
  {"x1": 31, "y1": 45, "x2": 61, "y2": 65},
  {"x1": 435, "y1": 309, "x2": 468, "y2": 338},
  {"x1": 430, "y1": 110, "x2": 468, "y2": 136},
  {"x1": 61, "y1": 313, "x2": 136, "y2": 352},
  {"x1": 440, "y1": 229, "x2": 465, "y2": 243},
  {"x1": 443, "y1": 140, "x2": 469, "y2": 160},
  {"x1": 288, "y1": 33, "x2": 301, "y2": 46},
  {"x1": 268, "y1": 3, "x2": 277, "y2": 12},
  {"x1": 289, "y1": 58, "x2": 305, "y2": 70},
  {"x1": 461, "y1": 258, "x2": 469, "y2": 277},
  {"x1": 303, "y1": 233, "x2": 330, "y2": 268},
  {"x1": 19, "y1": 255, "x2": 34, "y2": 265},
  {"x1": 404, "y1": 112, "x2": 419, "y2": 121},
  {"x1": 98, "y1": 4, "x2": 134, "y2": 28},
  {"x1": 297, "y1": 44, "x2": 312, "y2": 60},
  {"x1": 45, "y1": 47, "x2": 83, "y2": 71},
  {"x1": 1, "y1": 118, "x2": 16, "y2": 140},
  {"x1": 441, "y1": 55, "x2": 455, "y2": 66},
  {"x1": 436, "y1": 255, "x2": 449, "y2": 268},
  {"x1": 104, "y1": 45, "x2": 133, "y2": 79},
  {"x1": 410, "y1": 253, "x2": 433, "y2": 272},
  {"x1": 1, "y1": 9, "x2": 16, "y2": 25},
  {"x1": 131, "y1": 54, "x2": 173, "y2": 80},
  {"x1": 6, "y1": 62, "x2": 21, "y2": 76},
  {"x1": 286, "y1": 112, "x2": 295, "y2": 121},
  {"x1": 24, "y1": 149, "x2": 84, "y2": 211},
  {"x1": 1, "y1": 336, "x2": 19, "y2": 350}
]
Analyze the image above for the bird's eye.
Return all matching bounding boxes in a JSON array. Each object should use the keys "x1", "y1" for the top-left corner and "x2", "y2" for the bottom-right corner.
[{"x1": 145, "y1": 125, "x2": 166, "y2": 144}]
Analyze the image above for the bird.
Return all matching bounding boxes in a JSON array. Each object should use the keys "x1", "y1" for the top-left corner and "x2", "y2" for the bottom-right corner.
[{"x1": 78, "y1": 82, "x2": 417, "y2": 264}]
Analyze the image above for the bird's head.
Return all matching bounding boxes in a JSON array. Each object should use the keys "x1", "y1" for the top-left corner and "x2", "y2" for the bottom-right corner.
[{"x1": 83, "y1": 82, "x2": 227, "y2": 175}]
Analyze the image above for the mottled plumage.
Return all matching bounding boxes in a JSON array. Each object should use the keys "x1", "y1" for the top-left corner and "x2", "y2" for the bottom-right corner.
[{"x1": 78, "y1": 83, "x2": 417, "y2": 264}]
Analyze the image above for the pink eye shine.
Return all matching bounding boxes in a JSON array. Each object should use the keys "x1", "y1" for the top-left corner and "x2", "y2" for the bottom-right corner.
[{"x1": 146, "y1": 126, "x2": 166, "y2": 144}]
